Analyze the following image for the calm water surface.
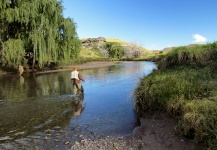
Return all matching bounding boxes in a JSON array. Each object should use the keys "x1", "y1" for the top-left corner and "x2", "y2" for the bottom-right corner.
[{"x1": 0, "y1": 61, "x2": 157, "y2": 149}]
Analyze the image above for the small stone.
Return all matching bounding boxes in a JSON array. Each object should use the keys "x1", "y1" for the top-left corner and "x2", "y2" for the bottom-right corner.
[
  {"x1": 65, "y1": 141, "x2": 70, "y2": 145},
  {"x1": 113, "y1": 142, "x2": 118, "y2": 147},
  {"x1": 81, "y1": 139, "x2": 88, "y2": 146}
]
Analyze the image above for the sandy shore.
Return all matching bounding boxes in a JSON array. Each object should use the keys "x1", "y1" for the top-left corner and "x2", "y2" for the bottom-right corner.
[
  {"x1": 35, "y1": 61, "x2": 117, "y2": 75},
  {"x1": 59, "y1": 61, "x2": 116, "y2": 70}
]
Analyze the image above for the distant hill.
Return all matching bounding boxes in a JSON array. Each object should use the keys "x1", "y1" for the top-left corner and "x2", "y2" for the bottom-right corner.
[
  {"x1": 80, "y1": 37, "x2": 149, "y2": 51},
  {"x1": 162, "y1": 47, "x2": 176, "y2": 52},
  {"x1": 80, "y1": 37, "x2": 152, "y2": 59},
  {"x1": 153, "y1": 44, "x2": 204, "y2": 53},
  {"x1": 105, "y1": 38, "x2": 152, "y2": 56},
  {"x1": 80, "y1": 38, "x2": 206, "y2": 60}
]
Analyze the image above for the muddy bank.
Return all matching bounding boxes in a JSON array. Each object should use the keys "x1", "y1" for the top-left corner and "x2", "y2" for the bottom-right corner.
[{"x1": 70, "y1": 113, "x2": 204, "y2": 150}]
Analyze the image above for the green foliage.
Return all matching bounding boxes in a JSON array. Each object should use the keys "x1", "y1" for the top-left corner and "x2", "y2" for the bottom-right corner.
[
  {"x1": 179, "y1": 100, "x2": 217, "y2": 149},
  {"x1": 159, "y1": 42, "x2": 217, "y2": 69},
  {"x1": 134, "y1": 42, "x2": 217, "y2": 149},
  {"x1": 103, "y1": 42, "x2": 125, "y2": 59},
  {"x1": 2, "y1": 39, "x2": 25, "y2": 68},
  {"x1": 134, "y1": 66, "x2": 212, "y2": 115},
  {"x1": 0, "y1": 0, "x2": 80, "y2": 69},
  {"x1": 80, "y1": 48, "x2": 102, "y2": 58}
]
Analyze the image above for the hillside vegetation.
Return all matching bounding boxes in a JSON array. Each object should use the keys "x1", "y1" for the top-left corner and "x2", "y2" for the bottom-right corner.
[
  {"x1": 134, "y1": 42, "x2": 217, "y2": 149},
  {"x1": 79, "y1": 37, "x2": 154, "y2": 62}
]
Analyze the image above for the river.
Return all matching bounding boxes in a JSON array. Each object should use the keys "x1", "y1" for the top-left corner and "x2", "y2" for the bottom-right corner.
[{"x1": 0, "y1": 61, "x2": 157, "y2": 149}]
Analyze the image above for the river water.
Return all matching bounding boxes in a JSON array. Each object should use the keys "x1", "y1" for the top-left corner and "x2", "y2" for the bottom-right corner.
[{"x1": 0, "y1": 61, "x2": 157, "y2": 149}]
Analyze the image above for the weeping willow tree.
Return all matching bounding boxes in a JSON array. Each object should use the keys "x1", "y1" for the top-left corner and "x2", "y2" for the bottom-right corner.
[
  {"x1": 58, "y1": 18, "x2": 81, "y2": 65},
  {"x1": 0, "y1": 0, "x2": 80, "y2": 70}
]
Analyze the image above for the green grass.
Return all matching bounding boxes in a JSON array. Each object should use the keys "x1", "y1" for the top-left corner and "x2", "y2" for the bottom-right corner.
[
  {"x1": 79, "y1": 48, "x2": 102, "y2": 58},
  {"x1": 105, "y1": 38, "x2": 129, "y2": 44},
  {"x1": 134, "y1": 42, "x2": 217, "y2": 149},
  {"x1": 132, "y1": 50, "x2": 168, "y2": 61},
  {"x1": 73, "y1": 48, "x2": 110, "y2": 64},
  {"x1": 159, "y1": 42, "x2": 217, "y2": 69}
]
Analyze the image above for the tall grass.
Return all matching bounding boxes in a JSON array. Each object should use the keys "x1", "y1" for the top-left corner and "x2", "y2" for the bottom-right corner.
[
  {"x1": 134, "y1": 66, "x2": 212, "y2": 115},
  {"x1": 159, "y1": 42, "x2": 217, "y2": 69},
  {"x1": 134, "y1": 42, "x2": 217, "y2": 149},
  {"x1": 179, "y1": 99, "x2": 217, "y2": 149}
]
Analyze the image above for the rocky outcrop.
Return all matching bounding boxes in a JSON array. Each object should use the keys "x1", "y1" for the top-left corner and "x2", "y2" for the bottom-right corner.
[
  {"x1": 81, "y1": 37, "x2": 106, "y2": 47},
  {"x1": 81, "y1": 37, "x2": 108, "y2": 57}
]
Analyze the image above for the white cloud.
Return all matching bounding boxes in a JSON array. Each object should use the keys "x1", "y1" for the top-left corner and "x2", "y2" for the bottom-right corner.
[{"x1": 193, "y1": 34, "x2": 207, "y2": 43}]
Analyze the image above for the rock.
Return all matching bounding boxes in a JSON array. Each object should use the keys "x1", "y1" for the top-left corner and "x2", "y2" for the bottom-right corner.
[
  {"x1": 81, "y1": 37, "x2": 106, "y2": 47},
  {"x1": 65, "y1": 141, "x2": 70, "y2": 145}
]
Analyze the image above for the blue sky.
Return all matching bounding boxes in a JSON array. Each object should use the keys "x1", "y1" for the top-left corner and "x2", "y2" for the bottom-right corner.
[{"x1": 62, "y1": 0, "x2": 217, "y2": 50}]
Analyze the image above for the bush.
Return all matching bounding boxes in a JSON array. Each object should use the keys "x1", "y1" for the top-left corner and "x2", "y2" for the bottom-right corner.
[{"x1": 103, "y1": 42, "x2": 125, "y2": 59}]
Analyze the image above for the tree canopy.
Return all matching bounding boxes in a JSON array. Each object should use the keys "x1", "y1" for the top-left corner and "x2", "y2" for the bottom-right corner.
[
  {"x1": 103, "y1": 42, "x2": 125, "y2": 59},
  {"x1": 0, "y1": 0, "x2": 80, "y2": 70}
]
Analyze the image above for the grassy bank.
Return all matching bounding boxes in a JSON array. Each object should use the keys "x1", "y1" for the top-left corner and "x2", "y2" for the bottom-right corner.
[{"x1": 134, "y1": 42, "x2": 217, "y2": 149}]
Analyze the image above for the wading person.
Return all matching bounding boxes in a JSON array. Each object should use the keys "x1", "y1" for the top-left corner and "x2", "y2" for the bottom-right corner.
[{"x1": 71, "y1": 66, "x2": 85, "y2": 95}]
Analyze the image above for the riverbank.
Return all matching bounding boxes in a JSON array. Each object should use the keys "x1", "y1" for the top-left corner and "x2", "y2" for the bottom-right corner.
[
  {"x1": 0, "y1": 61, "x2": 116, "y2": 76},
  {"x1": 35, "y1": 61, "x2": 117, "y2": 75},
  {"x1": 69, "y1": 112, "x2": 203, "y2": 150}
]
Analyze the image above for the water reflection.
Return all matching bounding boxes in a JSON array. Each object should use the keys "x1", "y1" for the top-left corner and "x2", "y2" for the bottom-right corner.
[
  {"x1": 0, "y1": 61, "x2": 156, "y2": 101},
  {"x1": 0, "y1": 73, "x2": 72, "y2": 101},
  {"x1": 0, "y1": 97, "x2": 77, "y2": 143},
  {"x1": 71, "y1": 94, "x2": 85, "y2": 117},
  {"x1": 0, "y1": 61, "x2": 157, "y2": 148},
  {"x1": 19, "y1": 76, "x2": 24, "y2": 85}
]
